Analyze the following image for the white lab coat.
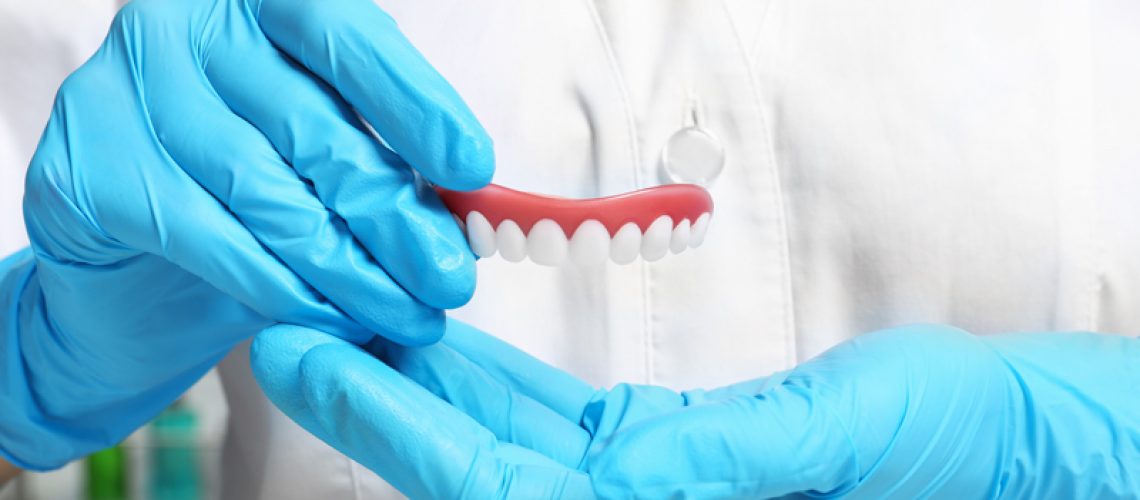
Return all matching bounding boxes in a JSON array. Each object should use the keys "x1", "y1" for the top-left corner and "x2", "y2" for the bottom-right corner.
[{"x1": 2, "y1": 0, "x2": 1139, "y2": 498}]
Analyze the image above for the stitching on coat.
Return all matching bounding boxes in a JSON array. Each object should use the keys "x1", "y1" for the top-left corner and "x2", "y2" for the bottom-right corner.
[
  {"x1": 348, "y1": 457, "x2": 362, "y2": 500},
  {"x1": 719, "y1": 0, "x2": 798, "y2": 366},
  {"x1": 746, "y1": 0, "x2": 775, "y2": 68}
]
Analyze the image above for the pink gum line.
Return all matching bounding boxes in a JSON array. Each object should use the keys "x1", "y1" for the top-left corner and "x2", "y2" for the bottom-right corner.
[{"x1": 434, "y1": 183, "x2": 714, "y2": 237}]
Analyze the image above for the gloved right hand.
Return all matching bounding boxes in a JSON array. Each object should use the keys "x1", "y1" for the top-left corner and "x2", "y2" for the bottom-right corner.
[
  {"x1": 1, "y1": 0, "x2": 491, "y2": 471},
  {"x1": 253, "y1": 320, "x2": 1140, "y2": 498}
]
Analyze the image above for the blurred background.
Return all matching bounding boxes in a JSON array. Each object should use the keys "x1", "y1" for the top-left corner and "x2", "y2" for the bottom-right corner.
[{"x1": 0, "y1": 374, "x2": 228, "y2": 500}]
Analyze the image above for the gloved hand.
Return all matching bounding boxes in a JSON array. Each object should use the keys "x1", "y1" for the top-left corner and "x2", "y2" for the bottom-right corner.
[
  {"x1": 253, "y1": 320, "x2": 1140, "y2": 498},
  {"x1": 1, "y1": 0, "x2": 490, "y2": 470}
]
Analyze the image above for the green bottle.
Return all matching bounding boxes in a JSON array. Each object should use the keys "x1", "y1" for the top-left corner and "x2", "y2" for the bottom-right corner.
[
  {"x1": 86, "y1": 444, "x2": 126, "y2": 500},
  {"x1": 150, "y1": 400, "x2": 201, "y2": 500}
]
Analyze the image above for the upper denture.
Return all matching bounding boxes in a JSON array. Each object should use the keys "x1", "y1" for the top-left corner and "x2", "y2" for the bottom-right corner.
[{"x1": 434, "y1": 183, "x2": 714, "y2": 266}]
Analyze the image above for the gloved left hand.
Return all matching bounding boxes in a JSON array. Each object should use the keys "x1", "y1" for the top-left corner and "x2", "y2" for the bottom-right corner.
[
  {"x1": 253, "y1": 320, "x2": 1140, "y2": 498},
  {"x1": 1, "y1": 0, "x2": 490, "y2": 471}
]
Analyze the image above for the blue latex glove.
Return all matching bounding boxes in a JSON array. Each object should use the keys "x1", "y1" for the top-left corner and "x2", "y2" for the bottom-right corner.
[
  {"x1": 253, "y1": 320, "x2": 1140, "y2": 498},
  {"x1": 1, "y1": 0, "x2": 490, "y2": 470}
]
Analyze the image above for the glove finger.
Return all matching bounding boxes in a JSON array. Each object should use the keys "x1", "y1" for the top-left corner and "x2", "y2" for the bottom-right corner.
[
  {"x1": 440, "y1": 319, "x2": 598, "y2": 423},
  {"x1": 250, "y1": 324, "x2": 347, "y2": 437},
  {"x1": 371, "y1": 336, "x2": 592, "y2": 468},
  {"x1": 252, "y1": 0, "x2": 494, "y2": 190},
  {"x1": 679, "y1": 370, "x2": 792, "y2": 405},
  {"x1": 203, "y1": 17, "x2": 474, "y2": 310},
  {"x1": 259, "y1": 326, "x2": 590, "y2": 498},
  {"x1": 147, "y1": 67, "x2": 444, "y2": 346}
]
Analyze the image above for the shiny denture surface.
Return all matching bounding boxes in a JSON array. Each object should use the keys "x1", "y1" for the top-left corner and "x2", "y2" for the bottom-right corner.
[{"x1": 435, "y1": 184, "x2": 714, "y2": 266}]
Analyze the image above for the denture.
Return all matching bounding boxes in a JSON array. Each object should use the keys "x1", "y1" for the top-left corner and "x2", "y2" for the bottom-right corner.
[{"x1": 434, "y1": 184, "x2": 713, "y2": 266}]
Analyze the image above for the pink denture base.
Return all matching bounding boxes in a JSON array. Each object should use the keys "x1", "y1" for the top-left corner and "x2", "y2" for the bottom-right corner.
[{"x1": 434, "y1": 183, "x2": 714, "y2": 237}]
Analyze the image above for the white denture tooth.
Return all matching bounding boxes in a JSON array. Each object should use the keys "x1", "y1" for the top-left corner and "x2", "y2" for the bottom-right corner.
[
  {"x1": 690, "y1": 213, "x2": 711, "y2": 248},
  {"x1": 641, "y1": 216, "x2": 673, "y2": 262},
  {"x1": 569, "y1": 220, "x2": 610, "y2": 266},
  {"x1": 526, "y1": 219, "x2": 568, "y2": 266},
  {"x1": 465, "y1": 211, "x2": 496, "y2": 258},
  {"x1": 496, "y1": 220, "x2": 527, "y2": 262},
  {"x1": 670, "y1": 219, "x2": 691, "y2": 254},
  {"x1": 610, "y1": 222, "x2": 642, "y2": 265}
]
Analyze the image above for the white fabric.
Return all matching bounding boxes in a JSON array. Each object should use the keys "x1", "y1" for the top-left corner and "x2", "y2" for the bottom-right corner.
[{"x1": 1, "y1": 0, "x2": 1138, "y2": 498}]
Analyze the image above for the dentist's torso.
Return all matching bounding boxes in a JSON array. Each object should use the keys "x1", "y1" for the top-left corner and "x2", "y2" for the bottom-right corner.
[{"x1": 2, "y1": 1, "x2": 1137, "y2": 498}]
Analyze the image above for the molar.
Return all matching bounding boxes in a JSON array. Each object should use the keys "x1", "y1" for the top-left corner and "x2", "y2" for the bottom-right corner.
[{"x1": 690, "y1": 212, "x2": 710, "y2": 248}]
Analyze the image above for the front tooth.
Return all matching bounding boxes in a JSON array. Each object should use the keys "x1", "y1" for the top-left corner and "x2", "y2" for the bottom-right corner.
[
  {"x1": 690, "y1": 213, "x2": 711, "y2": 248},
  {"x1": 670, "y1": 219, "x2": 691, "y2": 254},
  {"x1": 496, "y1": 220, "x2": 527, "y2": 262},
  {"x1": 610, "y1": 222, "x2": 642, "y2": 264},
  {"x1": 570, "y1": 220, "x2": 610, "y2": 266},
  {"x1": 526, "y1": 219, "x2": 568, "y2": 266},
  {"x1": 465, "y1": 211, "x2": 496, "y2": 257},
  {"x1": 641, "y1": 216, "x2": 672, "y2": 262}
]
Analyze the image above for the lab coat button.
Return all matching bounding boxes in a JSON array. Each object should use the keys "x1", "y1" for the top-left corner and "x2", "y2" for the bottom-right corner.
[{"x1": 662, "y1": 126, "x2": 725, "y2": 185}]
